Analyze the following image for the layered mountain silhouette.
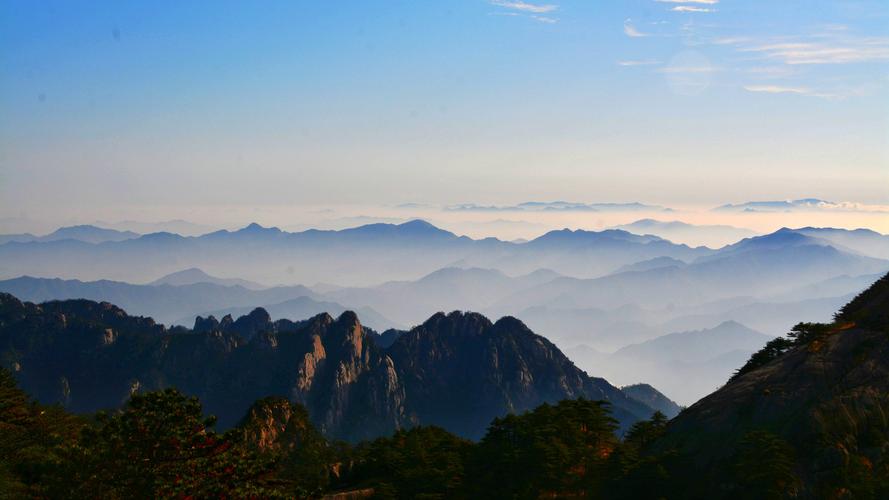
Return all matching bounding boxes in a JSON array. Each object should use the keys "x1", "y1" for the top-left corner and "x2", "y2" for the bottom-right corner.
[
  {"x1": 0, "y1": 276, "x2": 399, "y2": 330},
  {"x1": 612, "y1": 219, "x2": 757, "y2": 247},
  {"x1": 0, "y1": 225, "x2": 139, "y2": 245},
  {"x1": 569, "y1": 321, "x2": 774, "y2": 404},
  {"x1": 0, "y1": 220, "x2": 708, "y2": 284},
  {"x1": 1, "y1": 221, "x2": 886, "y2": 408},
  {"x1": 0, "y1": 293, "x2": 664, "y2": 441},
  {"x1": 149, "y1": 267, "x2": 266, "y2": 290}
]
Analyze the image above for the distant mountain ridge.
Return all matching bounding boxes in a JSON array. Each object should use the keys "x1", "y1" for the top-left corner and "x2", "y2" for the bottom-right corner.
[
  {"x1": 150, "y1": 267, "x2": 266, "y2": 290},
  {"x1": 0, "y1": 225, "x2": 139, "y2": 245},
  {"x1": 613, "y1": 219, "x2": 757, "y2": 247},
  {"x1": 0, "y1": 219, "x2": 713, "y2": 285},
  {"x1": 0, "y1": 276, "x2": 399, "y2": 330},
  {"x1": 568, "y1": 321, "x2": 773, "y2": 404},
  {"x1": 446, "y1": 201, "x2": 671, "y2": 212}
]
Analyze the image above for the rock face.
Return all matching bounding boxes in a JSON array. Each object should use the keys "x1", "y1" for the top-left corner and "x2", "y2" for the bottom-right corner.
[
  {"x1": 0, "y1": 293, "x2": 656, "y2": 441},
  {"x1": 656, "y1": 272, "x2": 889, "y2": 496}
]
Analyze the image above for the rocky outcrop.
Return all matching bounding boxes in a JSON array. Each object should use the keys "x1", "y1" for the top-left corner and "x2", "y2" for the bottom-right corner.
[{"x1": 239, "y1": 397, "x2": 316, "y2": 454}]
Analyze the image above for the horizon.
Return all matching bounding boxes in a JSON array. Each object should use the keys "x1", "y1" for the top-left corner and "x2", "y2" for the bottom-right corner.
[{"x1": 3, "y1": 199, "x2": 888, "y2": 247}]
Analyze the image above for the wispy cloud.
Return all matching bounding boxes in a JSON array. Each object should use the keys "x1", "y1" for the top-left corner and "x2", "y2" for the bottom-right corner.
[
  {"x1": 489, "y1": 1, "x2": 557, "y2": 14},
  {"x1": 743, "y1": 85, "x2": 826, "y2": 97},
  {"x1": 624, "y1": 19, "x2": 649, "y2": 38},
  {"x1": 671, "y1": 6, "x2": 715, "y2": 13},
  {"x1": 655, "y1": 0, "x2": 718, "y2": 4},
  {"x1": 531, "y1": 15, "x2": 558, "y2": 24},
  {"x1": 618, "y1": 59, "x2": 661, "y2": 66},
  {"x1": 715, "y1": 199, "x2": 889, "y2": 214},
  {"x1": 739, "y1": 38, "x2": 889, "y2": 65},
  {"x1": 746, "y1": 66, "x2": 797, "y2": 78}
]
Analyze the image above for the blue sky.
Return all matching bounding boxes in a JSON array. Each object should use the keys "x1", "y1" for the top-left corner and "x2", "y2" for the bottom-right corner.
[{"x1": 1, "y1": 0, "x2": 888, "y2": 227}]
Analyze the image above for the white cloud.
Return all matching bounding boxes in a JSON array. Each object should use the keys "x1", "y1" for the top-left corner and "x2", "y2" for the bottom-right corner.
[
  {"x1": 618, "y1": 59, "x2": 660, "y2": 66},
  {"x1": 743, "y1": 85, "x2": 839, "y2": 99},
  {"x1": 740, "y1": 39, "x2": 889, "y2": 64},
  {"x1": 624, "y1": 19, "x2": 648, "y2": 38},
  {"x1": 672, "y1": 6, "x2": 715, "y2": 13},
  {"x1": 531, "y1": 15, "x2": 558, "y2": 24},
  {"x1": 743, "y1": 85, "x2": 809, "y2": 94},
  {"x1": 489, "y1": 1, "x2": 557, "y2": 14},
  {"x1": 746, "y1": 66, "x2": 797, "y2": 78},
  {"x1": 656, "y1": 0, "x2": 718, "y2": 3}
]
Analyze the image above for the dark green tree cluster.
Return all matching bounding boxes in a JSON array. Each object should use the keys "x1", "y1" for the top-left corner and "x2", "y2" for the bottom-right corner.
[
  {"x1": 731, "y1": 322, "x2": 832, "y2": 381},
  {"x1": 344, "y1": 426, "x2": 472, "y2": 499},
  {"x1": 3, "y1": 365, "x2": 887, "y2": 499},
  {"x1": 46, "y1": 389, "x2": 278, "y2": 499},
  {"x1": 468, "y1": 399, "x2": 619, "y2": 497},
  {"x1": 0, "y1": 368, "x2": 83, "y2": 498}
]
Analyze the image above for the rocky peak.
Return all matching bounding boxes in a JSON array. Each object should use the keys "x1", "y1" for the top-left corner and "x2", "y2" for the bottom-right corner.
[
  {"x1": 228, "y1": 307, "x2": 273, "y2": 340},
  {"x1": 193, "y1": 315, "x2": 220, "y2": 334},
  {"x1": 219, "y1": 314, "x2": 234, "y2": 330},
  {"x1": 415, "y1": 311, "x2": 493, "y2": 340}
]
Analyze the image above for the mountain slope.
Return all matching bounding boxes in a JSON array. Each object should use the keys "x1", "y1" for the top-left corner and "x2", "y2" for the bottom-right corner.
[{"x1": 654, "y1": 272, "x2": 889, "y2": 497}]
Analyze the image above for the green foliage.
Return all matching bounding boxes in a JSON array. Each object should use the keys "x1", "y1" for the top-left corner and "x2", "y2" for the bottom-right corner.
[
  {"x1": 732, "y1": 430, "x2": 800, "y2": 499},
  {"x1": 46, "y1": 388, "x2": 279, "y2": 499},
  {"x1": 0, "y1": 367, "x2": 84, "y2": 498},
  {"x1": 834, "y1": 271, "x2": 889, "y2": 330},
  {"x1": 3, "y1": 364, "x2": 887, "y2": 499},
  {"x1": 346, "y1": 426, "x2": 472, "y2": 499},
  {"x1": 467, "y1": 398, "x2": 619, "y2": 498},
  {"x1": 623, "y1": 411, "x2": 668, "y2": 449}
]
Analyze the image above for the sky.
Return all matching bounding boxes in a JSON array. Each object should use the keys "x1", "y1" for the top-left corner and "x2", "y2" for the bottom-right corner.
[{"x1": 1, "y1": 0, "x2": 888, "y2": 235}]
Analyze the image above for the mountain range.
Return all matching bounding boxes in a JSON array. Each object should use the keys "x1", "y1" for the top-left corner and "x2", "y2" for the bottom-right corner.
[
  {"x1": 612, "y1": 219, "x2": 757, "y2": 247},
  {"x1": 568, "y1": 321, "x2": 774, "y2": 404},
  {"x1": 0, "y1": 225, "x2": 139, "y2": 245},
  {"x1": 0, "y1": 220, "x2": 709, "y2": 285},
  {"x1": 0, "y1": 293, "x2": 666, "y2": 441},
  {"x1": 1, "y1": 220, "x2": 887, "y2": 406}
]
